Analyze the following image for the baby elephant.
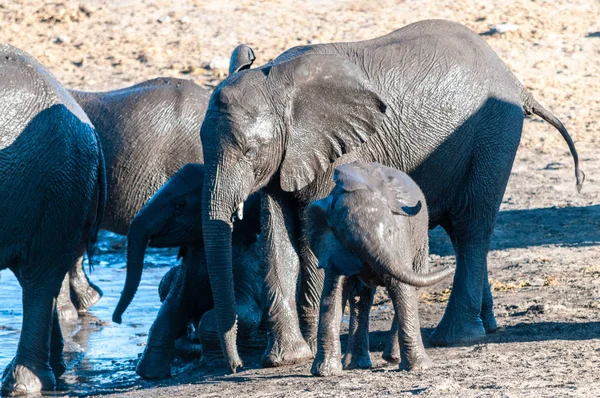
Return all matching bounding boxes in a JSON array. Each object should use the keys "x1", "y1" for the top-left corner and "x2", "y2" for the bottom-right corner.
[
  {"x1": 307, "y1": 162, "x2": 453, "y2": 376},
  {"x1": 111, "y1": 163, "x2": 263, "y2": 380}
]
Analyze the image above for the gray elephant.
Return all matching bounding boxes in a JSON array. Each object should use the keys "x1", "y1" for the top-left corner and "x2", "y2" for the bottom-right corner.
[
  {"x1": 307, "y1": 162, "x2": 453, "y2": 376},
  {"x1": 109, "y1": 164, "x2": 263, "y2": 380},
  {"x1": 0, "y1": 45, "x2": 106, "y2": 395},
  {"x1": 198, "y1": 19, "x2": 582, "y2": 371},
  {"x1": 56, "y1": 44, "x2": 257, "y2": 320}
]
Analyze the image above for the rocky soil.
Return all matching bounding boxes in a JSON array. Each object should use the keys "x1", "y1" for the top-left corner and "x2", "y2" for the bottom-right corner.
[{"x1": 1, "y1": 0, "x2": 599, "y2": 396}]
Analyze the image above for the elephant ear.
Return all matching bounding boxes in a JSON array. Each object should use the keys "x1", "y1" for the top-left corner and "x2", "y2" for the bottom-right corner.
[
  {"x1": 376, "y1": 165, "x2": 423, "y2": 217},
  {"x1": 229, "y1": 44, "x2": 256, "y2": 75},
  {"x1": 278, "y1": 54, "x2": 388, "y2": 192},
  {"x1": 333, "y1": 161, "x2": 371, "y2": 192}
]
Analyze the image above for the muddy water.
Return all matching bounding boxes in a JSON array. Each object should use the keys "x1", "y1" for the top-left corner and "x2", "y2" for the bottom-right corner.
[{"x1": 0, "y1": 232, "x2": 178, "y2": 396}]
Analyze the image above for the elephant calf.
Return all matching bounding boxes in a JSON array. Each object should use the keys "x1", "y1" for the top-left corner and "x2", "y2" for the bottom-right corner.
[
  {"x1": 110, "y1": 164, "x2": 263, "y2": 380},
  {"x1": 307, "y1": 162, "x2": 453, "y2": 376}
]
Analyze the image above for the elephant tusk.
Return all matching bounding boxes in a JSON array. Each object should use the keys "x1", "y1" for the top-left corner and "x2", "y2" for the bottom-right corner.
[{"x1": 236, "y1": 202, "x2": 244, "y2": 221}]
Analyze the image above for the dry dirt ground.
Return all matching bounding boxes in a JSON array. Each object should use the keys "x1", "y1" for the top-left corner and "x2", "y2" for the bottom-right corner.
[{"x1": 1, "y1": 0, "x2": 600, "y2": 397}]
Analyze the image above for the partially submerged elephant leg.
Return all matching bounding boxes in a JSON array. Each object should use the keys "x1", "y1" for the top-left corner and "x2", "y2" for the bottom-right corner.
[
  {"x1": 69, "y1": 248, "x2": 103, "y2": 312},
  {"x1": 49, "y1": 308, "x2": 67, "y2": 378},
  {"x1": 342, "y1": 279, "x2": 374, "y2": 370},
  {"x1": 311, "y1": 270, "x2": 345, "y2": 377},
  {"x1": 261, "y1": 191, "x2": 313, "y2": 368},
  {"x1": 57, "y1": 274, "x2": 78, "y2": 321},
  {"x1": 382, "y1": 319, "x2": 400, "y2": 363},
  {"x1": 386, "y1": 281, "x2": 431, "y2": 371},
  {"x1": 1, "y1": 283, "x2": 59, "y2": 394},
  {"x1": 137, "y1": 265, "x2": 190, "y2": 380}
]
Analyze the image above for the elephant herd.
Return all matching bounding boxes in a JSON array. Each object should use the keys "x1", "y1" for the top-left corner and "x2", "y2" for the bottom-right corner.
[{"x1": 0, "y1": 19, "x2": 583, "y2": 395}]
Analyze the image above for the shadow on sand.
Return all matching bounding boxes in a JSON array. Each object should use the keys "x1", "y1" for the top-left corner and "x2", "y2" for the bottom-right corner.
[{"x1": 430, "y1": 204, "x2": 600, "y2": 257}]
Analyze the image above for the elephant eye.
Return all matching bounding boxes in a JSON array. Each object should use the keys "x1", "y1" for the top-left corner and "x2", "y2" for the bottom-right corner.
[{"x1": 244, "y1": 146, "x2": 258, "y2": 159}]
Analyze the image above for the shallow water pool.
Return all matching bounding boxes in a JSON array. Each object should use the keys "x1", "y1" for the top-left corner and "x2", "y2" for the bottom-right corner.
[{"x1": 0, "y1": 231, "x2": 178, "y2": 395}]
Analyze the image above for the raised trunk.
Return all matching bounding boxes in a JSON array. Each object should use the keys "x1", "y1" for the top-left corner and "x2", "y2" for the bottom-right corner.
[{"x1": 112, "y1": 222, "x2": 149, "y2": 323}]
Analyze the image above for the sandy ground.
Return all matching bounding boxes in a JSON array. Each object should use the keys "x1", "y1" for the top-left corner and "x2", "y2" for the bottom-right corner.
[{"x1": 1, "y1": 0, "x2": 600, "y2": 396}]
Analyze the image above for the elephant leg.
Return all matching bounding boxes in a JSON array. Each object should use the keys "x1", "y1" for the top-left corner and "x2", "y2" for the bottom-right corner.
[
  {"x1": 137, "y1": 266, "x2": 189, "y2": 380},
  {"x1": 386, "y1": 281, "x2": 431, "y2": 371},
  {"x1": 382, "y1": 318, "x2": 400, "y2": 363},
  {"x1": 260, "y1": 190, "x2": 313, "y2": 368},
  {"x1": 68, "y1": 244, "x2": 103, "y2": 312},
  {"x1": 50, "y1": 308, "x2": 66, "y2": 378},
  {"x1": 57, "y1": 273, "x2": 78, "y2": 321},
  {"x1": 1, "y1": 283, "x2": 59, "y2": 394},
  {"x1": 311, "y1": 270, "x2": 345, "y2": 377},
  {"x1": 342, "y1": 279, "x2": 373, "y2": 370},
  {"x1": 297, "y1": 234, "x2": 324, "y2": 353},
  {"x1": 429, "y1": 116, "x2": 519, "y2": 346}
]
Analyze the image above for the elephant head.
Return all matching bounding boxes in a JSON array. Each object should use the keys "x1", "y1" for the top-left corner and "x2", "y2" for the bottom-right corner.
[
  {"x1": 112, "y1": 163, "x2": 205, "y2": 323},
  {"x1": 306, "y1": 162, "x2": 453, "y2": 287},
  {"x1": 199, "y1": 52, "x2": 388, "y2": 369},
  {"x1": 112, "y1": 162, "x2": 261, "y2": 324}
]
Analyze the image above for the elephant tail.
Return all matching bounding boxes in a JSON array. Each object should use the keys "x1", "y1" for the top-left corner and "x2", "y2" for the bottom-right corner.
[
  {"x1": 86, "y1": 130, "x2": 107, "y2": 272},
  {"x1": 520, "y1": 91, "x2": 584, "y2": 192}
]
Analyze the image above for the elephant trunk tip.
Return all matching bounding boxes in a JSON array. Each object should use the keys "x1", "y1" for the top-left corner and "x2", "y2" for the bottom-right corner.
[{"x1": 112, "y1": 312, "x2": 123, "y2": 324}]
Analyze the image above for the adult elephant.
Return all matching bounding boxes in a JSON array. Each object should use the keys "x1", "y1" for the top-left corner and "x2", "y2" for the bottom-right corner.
[
  {"x1": 56, "y1": 45, "x2": 256, "y2": 319},
  {"x1": 199, "y1": 19, "x2": 583, "y2": 371},
  {"x1": 0, "y1": 45, "x2": 105, "y2": 394}
]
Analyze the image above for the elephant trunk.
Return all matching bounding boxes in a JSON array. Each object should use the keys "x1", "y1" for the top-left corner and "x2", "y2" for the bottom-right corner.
[
  {"x1": 373, "y1": 251, "x2": 453, "y2": 288},
  {"x1": 201, "y1": 155, "x2": 252, "y2": 372},
  {"x1": 112, "y1": 218, "x2": 151, "y2": 323}
]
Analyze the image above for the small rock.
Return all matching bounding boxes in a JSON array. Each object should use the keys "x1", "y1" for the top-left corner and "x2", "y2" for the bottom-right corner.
[
  {"x1": 54, "y1": 35, "x2": 70, "y2": 44},
  {"x1": 137, "y1": 53, "x2": 149, "y2": 64},
  {"x1": 491, "y1": 23, "x2": 520, "y2": 34},
  {"x1": 78, "y1": 4, "x2": 96, "y2": 16},
  {"x1": 180, "y1": 15, "x2": 190, "y2": 24},
  {"x1": 157, "y1": 15, "x2": 171, "y2": 24},
  {"x1": 481, "y1": 23, "x2": 520, "y2": 36},
  {"x1": 72, "y1": 58, "x2": 84, "y2": 67}
]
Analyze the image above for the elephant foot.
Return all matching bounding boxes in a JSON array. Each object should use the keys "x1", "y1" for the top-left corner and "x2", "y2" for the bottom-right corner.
[
  {"x1": 342, "y1": 352, "x2": 372, "y2": 370},
  {"x1": 1, "y1": 359, "x2": 56, "y2": 395},
  {"x1": 262, "y1": 335, "x2": 313, "y2": 368},
  {"x1": 399, "y1": 353, "x2": 432, "y2": 371},
  {"x1": 311, "y1": 355, "x2": 343, "y2": 377},
  {"x1": 136, "y1": 358, "x2": 171, "y2": 380},
  {"x1": 50, "y1": 357, "x2": 66, "y2": 379},
  {"x1": 72, "y1": 282, "x2": 103, "y2": 312},
  {"x1": 382, "y1": 341, "x2": 400, "y2": 364},
  {"x1": 57, "y1": 301, "x2": 79, "y2": 322},
  {"x1": 428, "y1": 312, "x2": 486, "y2": 347},
  {"x1": 481, "y1": 310, "x2": 498, "y2": 334}
]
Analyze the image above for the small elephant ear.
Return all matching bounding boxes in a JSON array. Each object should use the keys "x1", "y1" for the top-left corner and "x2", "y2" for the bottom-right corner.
[
  {"x1": 277, "y1": 54, "x2": 388, "y2": 192},
  {"x1": 379, "y1": 167, "x2": 423, "y2": 217},
  {"x1": 333, "y1": 162, "x2": 370, "y2": 193},
  {"x1": 229, "y1": 44, "x2": 256, "y2": 75}
]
